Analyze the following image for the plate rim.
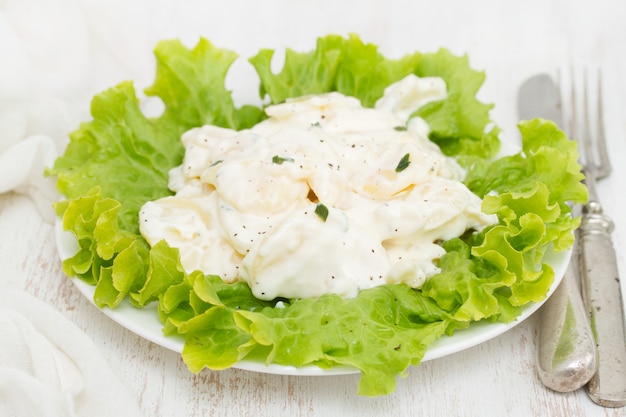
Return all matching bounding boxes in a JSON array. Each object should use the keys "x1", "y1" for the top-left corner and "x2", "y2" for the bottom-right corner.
[{"x1": 55, "y1": 216, "x2": 570, "y2": 376}]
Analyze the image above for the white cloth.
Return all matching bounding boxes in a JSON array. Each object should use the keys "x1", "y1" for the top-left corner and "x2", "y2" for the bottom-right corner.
[
  {"x1": 0, "y1": 135, "x2": 60, "y2": 222},
  {"x1": 0, "y1": 2, "x2": 155, "y2": 415},
  {"x1": 0, "y1": 0, "x2": 153, "y2": 222},
  {"x1": 0, "y1": 288, "x2": 143, "y2": 417},
  {"x1": 0, "y1": 0, "x2": 90, "y2": 221}
]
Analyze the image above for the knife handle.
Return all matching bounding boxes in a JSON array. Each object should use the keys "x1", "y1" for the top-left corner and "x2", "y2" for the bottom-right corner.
[
  {"x1": 536, "y1": 257, "x2": 597, "y2": 392},
  {"x1": 579, "y1": 204, "x2": 626, "y2": 407}
]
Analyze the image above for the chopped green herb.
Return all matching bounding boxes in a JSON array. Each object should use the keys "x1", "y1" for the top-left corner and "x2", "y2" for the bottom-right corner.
[
  {"x1": 311, "y1": 121, "x2": 322, "y2": 128},
  {"x1": 393, "y1": 126, "x2": 407, "y2": 131},
  {"x1": 314, "y1": 203, "x2": 329, "y2": 222},
  {"x1": 272, "y1": 155, "x2": 294, "y2": 164},
  {"x1": 395, "y1": 153, "x2": 411, "y2": 172},
  {"x1": 209, "y1": 159, "x2": 223, "y2": 167}
]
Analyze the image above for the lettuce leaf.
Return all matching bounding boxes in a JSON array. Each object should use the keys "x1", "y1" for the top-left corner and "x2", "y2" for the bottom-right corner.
[
  {"x1": 249, "y1": 33, "x2": 421, "y2": 108},
  {"x1": 250, "y1": 34, "x2": 499, "y2": 161},
  {"x1": 50, "y1": 34, "x2": 586, "y2": 396},
  {"x1": 54, "y1": 38, "x2": 264, "y2": 235}
]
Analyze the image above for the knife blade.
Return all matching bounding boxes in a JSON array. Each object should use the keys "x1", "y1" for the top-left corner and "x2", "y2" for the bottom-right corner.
[{"x1": 517, "y1": 73, "x2": 597, "y2": 392}]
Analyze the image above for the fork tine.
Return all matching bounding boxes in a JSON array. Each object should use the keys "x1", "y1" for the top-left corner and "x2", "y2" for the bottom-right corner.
[
  {"x1": 581, "y1": 68, "x2": 595, "y2": 177},
  {"x1": 573, "y1": 69, "x2": 611, "y2": 182},
  {"x1": 595, "y1": 71, "x2": 611, "y2": 179},
  {"x1": 568, "y1": 67, "x2": 577, "y2": 142}
]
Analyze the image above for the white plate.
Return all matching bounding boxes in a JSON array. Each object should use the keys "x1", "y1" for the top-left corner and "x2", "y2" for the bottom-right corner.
[{"x1": 55, "y1": 218, "x2": 570, "y2": 376}]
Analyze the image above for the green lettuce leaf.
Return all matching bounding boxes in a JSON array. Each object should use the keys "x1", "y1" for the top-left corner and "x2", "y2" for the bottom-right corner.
[
  {"x1": 249, "y1": 33, "x2": 421, "y2": 108},
  {"x1": 51, "y1": 38, "x2": 264, "y2": 307},
  {"x1": 53, "y1": 38, "x2": 264, "y2": 235},
  {"x1": 50, "y1": 34, "x2": 586, "y2": 396},
  {"x1": 250, "y1": 34, "x2": 499, "y2": 161}
]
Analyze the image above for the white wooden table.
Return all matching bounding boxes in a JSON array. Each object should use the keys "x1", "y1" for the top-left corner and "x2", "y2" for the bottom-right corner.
[{"x1": 2, "y1": 1, "x2": 626, "y2": 415}]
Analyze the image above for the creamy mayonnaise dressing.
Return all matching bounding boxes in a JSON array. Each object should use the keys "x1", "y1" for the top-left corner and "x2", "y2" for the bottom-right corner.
[{"x1": 139, "y1": 74, "x2": 496, "y2": 300}]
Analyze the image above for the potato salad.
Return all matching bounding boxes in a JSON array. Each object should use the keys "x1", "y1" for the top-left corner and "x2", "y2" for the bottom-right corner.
[
  {"x1": 139, "y1": 74, "x2": 496, "y2": 300},
  {"x1": 52, "y1": 35, "x2": 587, "y2": 396}
]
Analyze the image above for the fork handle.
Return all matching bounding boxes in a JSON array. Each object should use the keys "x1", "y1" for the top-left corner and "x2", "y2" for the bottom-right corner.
[
  {"x1": 536, "y1": 257, "x2": 597, "y2": 392},
  {"x1": 579, "y1": 203, "x2": 626, "y2": 407}
]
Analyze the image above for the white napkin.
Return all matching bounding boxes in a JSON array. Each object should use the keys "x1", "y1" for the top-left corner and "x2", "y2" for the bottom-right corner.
[
  {"x1": 0, "y1": 288, "x2": 144, "y2": 417},
  {"x1": 0, "y1": 0, "x2": 89, "y2": 220},
  {"x1": 0, "y1": 135, "x2": 60, "y2": 222},
  {"x1": 1, "y1": 3, "x2": 156, "y2": 414},
  {"x1": 0, "y1": 0, "x2": 153, "y2": 222}
]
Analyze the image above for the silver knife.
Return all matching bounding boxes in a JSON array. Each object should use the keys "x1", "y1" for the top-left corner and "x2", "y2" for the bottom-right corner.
[{"x1": 517, "y1": 74, "x2": 597, "y2": 392}]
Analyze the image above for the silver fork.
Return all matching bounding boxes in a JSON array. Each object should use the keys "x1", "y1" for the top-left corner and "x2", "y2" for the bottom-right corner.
[{"x1": 569, "y1": 70, "x2": 626, "y2": 407}]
